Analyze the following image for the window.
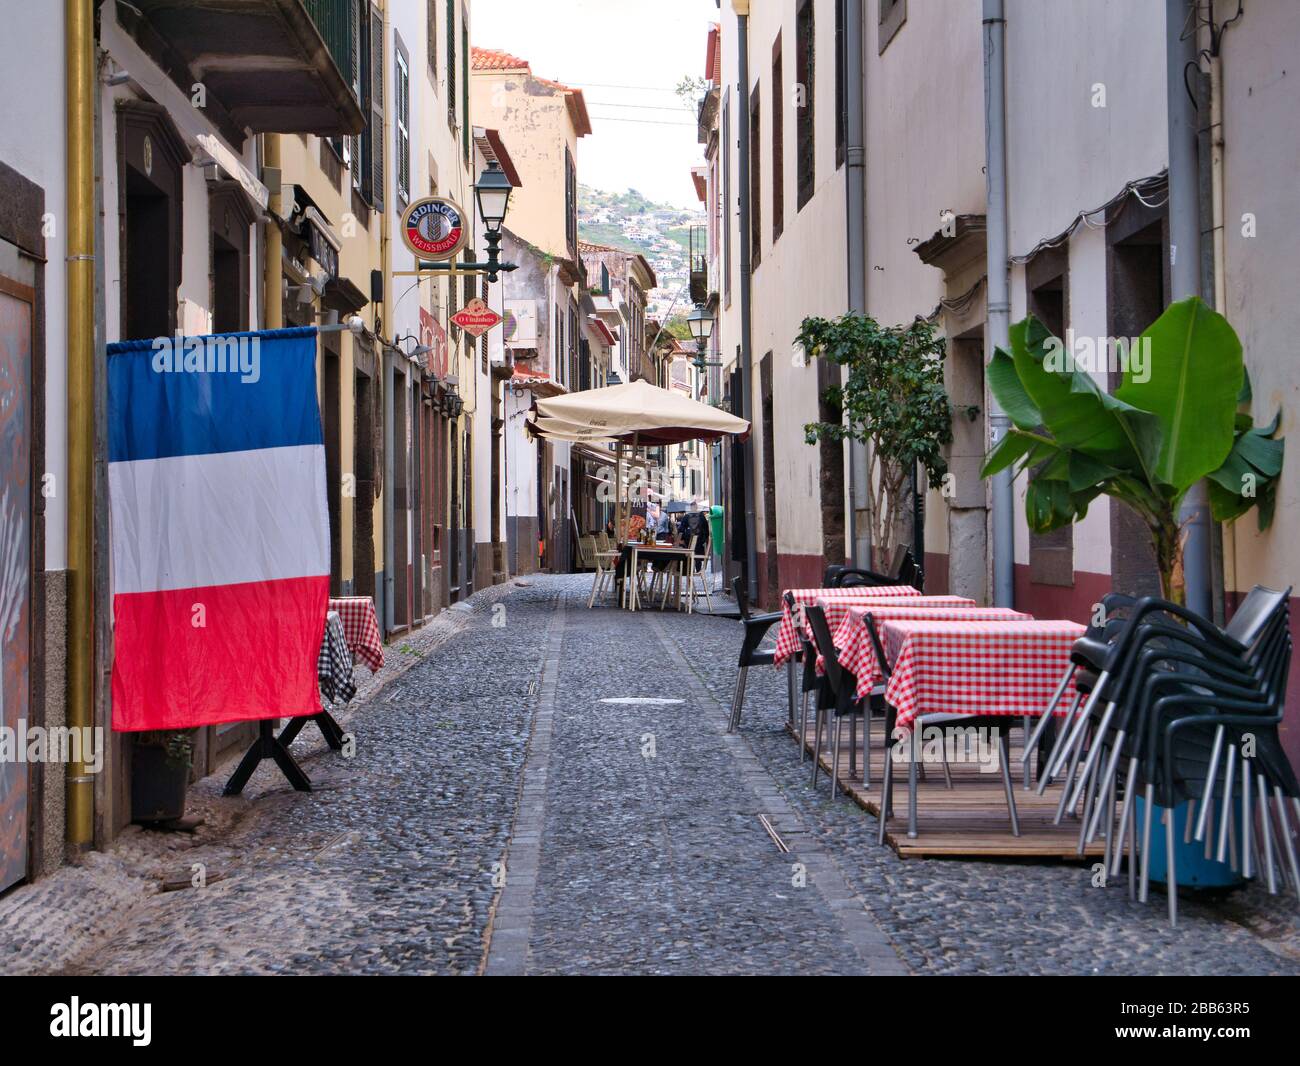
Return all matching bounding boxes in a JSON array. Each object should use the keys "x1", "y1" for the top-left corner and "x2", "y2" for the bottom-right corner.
[
  {"x1": 771, "y1": 34, "x2": 784, "y2": 242},
  {"x1": 395, "y1": 40, "x2": 410, "y2": 207},
  {"x1": 722, "y1": 88, "x2": 731, "y2": 303},
  {"x1": 569, "y1": 302, "x2": 578, "y2": 388},
  {"x1": 879, "y1": 0, "x2": 906, "y2": 54},
  {"x1": 835, "y1": 0, "x2": 846, "y2": 168},
  {"x1": 796, "y1": 0, "x2": 815, "y2": 210},
  {"x1": 749, "y1": 84, "x2": 761, "y2": 268},
  {"x1": 565, "y1": 148, "x2": 577, "y2": 253}
]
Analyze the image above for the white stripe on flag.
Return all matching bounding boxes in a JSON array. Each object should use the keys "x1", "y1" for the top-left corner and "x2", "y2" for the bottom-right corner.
[{"x1": 109, "y1": 444, "x2": 329, "y2": 594}]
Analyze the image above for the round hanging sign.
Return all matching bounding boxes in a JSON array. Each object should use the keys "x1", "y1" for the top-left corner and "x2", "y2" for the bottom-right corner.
[{"x1": 401, "y1": 197, "x2": 468, "y2": 260}]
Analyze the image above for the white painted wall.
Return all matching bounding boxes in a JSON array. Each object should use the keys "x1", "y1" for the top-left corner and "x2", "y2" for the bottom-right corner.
[
  {"x1": 1004, "y1": 0, "x2": 1167, "y2": 261},
  {"x1": 1218, "y1": 0, "x2": 1300, "y2": 599}
]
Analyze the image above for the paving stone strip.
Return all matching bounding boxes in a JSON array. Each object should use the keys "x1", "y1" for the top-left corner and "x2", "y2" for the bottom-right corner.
[
  {"x1": 482, "y1": 593, "x2": 565, "y2": 975},
  {"x1": 641, "y1": 610, "x2": 908, "y2": 975}
]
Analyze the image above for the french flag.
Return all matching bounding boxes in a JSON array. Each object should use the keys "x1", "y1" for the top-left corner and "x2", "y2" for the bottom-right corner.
[{"x1": 107, "y1": 327, "x2": 329, "y2": 732}]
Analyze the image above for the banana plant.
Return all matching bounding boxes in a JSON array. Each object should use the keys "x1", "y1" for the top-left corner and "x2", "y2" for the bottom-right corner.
[{"x1": 980, "y1": 297, "x2": 1283, "y2": 606}]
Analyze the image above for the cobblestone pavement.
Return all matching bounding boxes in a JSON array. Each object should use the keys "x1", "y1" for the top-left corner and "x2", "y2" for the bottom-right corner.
[{"x1": 5, "y1": 572, "x2": 1298, "y2": 975}]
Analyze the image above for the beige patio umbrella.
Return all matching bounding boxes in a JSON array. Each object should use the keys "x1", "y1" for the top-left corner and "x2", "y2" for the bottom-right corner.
[{"x1": 526, "y1": 378, "x2": 749, "y2": 539}]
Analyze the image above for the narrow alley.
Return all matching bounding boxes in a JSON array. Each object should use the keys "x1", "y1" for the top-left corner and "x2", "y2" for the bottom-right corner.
[{"x1": 6, "y1": 577, "x2": 1294, "y2": 978}]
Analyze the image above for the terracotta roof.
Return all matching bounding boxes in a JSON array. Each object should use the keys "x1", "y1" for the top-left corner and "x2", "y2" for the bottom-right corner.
[
  {"x1": 705, "y1": 24, "x2": 721, "y2": 82},
  {"x1": 471, "y1": 46, "x2": 592, "y2": 137},
  {"x1": 471, "y1": 46, "x2": 530, "y2": 73}
]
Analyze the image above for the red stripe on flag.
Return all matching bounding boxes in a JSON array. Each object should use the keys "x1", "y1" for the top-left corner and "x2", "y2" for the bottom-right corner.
[{"x1": 111, "y1": 575, "x2": 328, "y2": 731}]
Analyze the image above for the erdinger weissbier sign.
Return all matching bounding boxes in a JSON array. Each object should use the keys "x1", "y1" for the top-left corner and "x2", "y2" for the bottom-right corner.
[
  {"x1": 401, "y1": 196, "x2": 467, "y2": 260},
  {"x1": 107, "y1": 327, "x2": 329, "y2": 731}
]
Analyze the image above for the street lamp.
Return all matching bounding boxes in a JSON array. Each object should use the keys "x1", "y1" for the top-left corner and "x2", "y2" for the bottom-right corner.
[
  {"x1": 474, "y1": 160, "x2": 514, "y2": 283},
  {"x1": 687, "y1": 303, "x2": 720, "y2": 374},
  {"x1": 676, "y1": 448, "x2": 688, "y2": 489},
  {"x1": 474, "y1": 160, "x2": 513, "y2": 232}
]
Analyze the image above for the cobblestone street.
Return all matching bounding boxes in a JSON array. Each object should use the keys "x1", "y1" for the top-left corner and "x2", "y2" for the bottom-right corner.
[{"x1": 4, "y1": 574, "x2": 1299, "y2": 976}]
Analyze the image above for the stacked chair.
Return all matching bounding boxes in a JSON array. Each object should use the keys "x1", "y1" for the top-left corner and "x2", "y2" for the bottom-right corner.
[{"x1": 1027, "y1": 584, "x2": 1296, "y2": 925}]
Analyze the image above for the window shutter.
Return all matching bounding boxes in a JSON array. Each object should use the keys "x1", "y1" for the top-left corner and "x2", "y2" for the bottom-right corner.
[
  {"x1": 446, "y1": 0, "x2": 456, "y2": 125},
  {"x1": 396, "y1": 49, "x2": 410, "y2": 205},
  {"x1": 427, "y1": 0, "x2": 437, "y2": 77},
  {"x1": 369, "y1": 4, "x2": 385, "y2": 212},
  {"x1": 349, "y1": 1, "x2": 363, "y2": 192},
  {"x1": 461, "y1": 13, "x2": 470, "y2": 161}
]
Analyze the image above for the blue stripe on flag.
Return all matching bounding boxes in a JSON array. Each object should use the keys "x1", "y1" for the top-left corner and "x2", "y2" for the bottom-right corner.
[{"x1": 107, "y1": 327, "x2": 324, "y2": 462}]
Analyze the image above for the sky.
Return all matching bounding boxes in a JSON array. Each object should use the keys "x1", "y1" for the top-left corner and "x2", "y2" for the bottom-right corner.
[{"x1": 471, "y1": 0, "x2": 719, "y2": 208}]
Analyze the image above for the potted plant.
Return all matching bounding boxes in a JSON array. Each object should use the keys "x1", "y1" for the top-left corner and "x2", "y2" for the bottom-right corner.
[
  {"x1": 131, "y1": 729, "x2": 196, "y2": 824},
  {"x1": 980, "y1": 296, "x2": 1283, "y2": 604}
]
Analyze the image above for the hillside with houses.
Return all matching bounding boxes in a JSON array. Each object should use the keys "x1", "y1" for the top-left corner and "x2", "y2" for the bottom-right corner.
[{"x1": 578, "y1": 184, "x2": 705, "y2": 321}]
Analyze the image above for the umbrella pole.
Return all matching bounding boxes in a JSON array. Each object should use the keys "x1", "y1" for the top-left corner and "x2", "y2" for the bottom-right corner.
[{"x1": 616, "y1": 442, "x2": 624, "y2": 539}]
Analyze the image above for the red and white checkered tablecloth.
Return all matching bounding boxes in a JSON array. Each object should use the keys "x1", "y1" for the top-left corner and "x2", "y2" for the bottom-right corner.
[
  {"x1": 772, "y1": 586, "x2": 922, "y2": 665},
  {"x1": 812, "y1": 595, "x2": 981, "y2": 649},
  {"x1": 831, "y1": 605, "x2": 1032, "y2": 696},
  {"x1": 880, "y1": 619, "x2": 1085, "y2": 731},
  {"x1": 328, "y1": 596, "x2": 384, "y2": 673}
]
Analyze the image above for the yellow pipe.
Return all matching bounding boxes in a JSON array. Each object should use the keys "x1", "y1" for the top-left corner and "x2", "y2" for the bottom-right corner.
[
  {"x1": 264, "y1": 133, "x2": 283, "y2": 330},
  {"x1": 65, "y1": 0, "x2": 95, "y2": 848}
]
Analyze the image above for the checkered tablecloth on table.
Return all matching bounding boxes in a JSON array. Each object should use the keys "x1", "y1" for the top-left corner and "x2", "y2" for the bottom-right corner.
[
  {"x1": 771, "y1": 586, "x2": 969, "y2": 666},
  {"x1": 328, "y1": 596, "x2": 384, "y2": 673},
  {"x1": 318, "y1": 610, "x2": 357, "y2": 704},
  {"x1": 880, "y1": 618, "x2": 1086, "y2": 732},
  {"x1": 830, "y1": 604, "x2": 1031, "y2": 696}
]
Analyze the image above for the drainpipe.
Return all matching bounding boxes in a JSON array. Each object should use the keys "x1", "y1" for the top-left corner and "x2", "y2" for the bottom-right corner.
[
  {"x1": 65, "y1": 0, "x2": 95, "y2": 849},
  {"x1": 1208, "y1": 40, "x2": 1234, "y2": 605},
  {"x1": 263, "y1": 133, "x2": 283, "y2": 330},
  {"x1": 982, "y1": 0, "x2": 1014, "y2": 608},
  {"x1": 844, "y1": 0, "x2": 869, "y2": 569},
  {"x1": 1166, "y1": 0, "x2": 1212, "y2": 617},
  {"x1": 733, "y1": 0, "x2": 759, "y2": 604}
]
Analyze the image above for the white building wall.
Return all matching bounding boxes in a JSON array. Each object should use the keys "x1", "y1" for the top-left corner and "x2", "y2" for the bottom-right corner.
[{"x1": 1218, "y1": 0, "x2": 1300, "y2": 601}]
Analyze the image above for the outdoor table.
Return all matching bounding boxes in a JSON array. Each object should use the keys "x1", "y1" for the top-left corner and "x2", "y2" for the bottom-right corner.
[
  {"x1": 879, "y1": 618, "x2": 1086, "y2": 733},
  {"x1": 616, "y1": 542, "x2": 694, "y2": 610},
  {"x1": 328, "y1": 595, "x2": 385, "y2": 672},
  {"x1": 223, "y1": 597, "x2": 382, "y2": 796},
  {"x1": 274, "y1": 611, "x2": 353, "y2": 756},
  {"x1": 769, "y1": 582, "x2": 925, "y2": 665},
  {"x1": 872, "y1": 617, "x2": 1085, "y2": 838},
  {"x1": 831, "y1": 604, "x2": 1032, "y2": 696}
]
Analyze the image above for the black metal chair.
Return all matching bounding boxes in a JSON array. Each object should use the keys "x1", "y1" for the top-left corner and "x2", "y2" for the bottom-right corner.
[
  {"x1": 824, "y1": 546, "x2": 924, "y2": 591},
  {"x1": 785, "y1": 591, "x2": 821, "y2": 764},
  {"x1": 727, "y1": 576, "x2": 782, "y2": 733},
  {"x1": 805, "y1": 604, "x2": 881, "y2": 800}
]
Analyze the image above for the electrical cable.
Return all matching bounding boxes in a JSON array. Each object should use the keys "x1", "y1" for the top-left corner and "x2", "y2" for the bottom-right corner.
[{"x1": 1008, "y1": 172, "x2": 1169, "y2": 265}]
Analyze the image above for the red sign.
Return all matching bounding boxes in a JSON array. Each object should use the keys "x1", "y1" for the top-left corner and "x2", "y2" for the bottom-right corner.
[
  {"x1": 450, "y1": 298, "x2": 502, "y2": 338},
  {"x1": 401, "y1": 197, "x2": 467, "y2": 260}
]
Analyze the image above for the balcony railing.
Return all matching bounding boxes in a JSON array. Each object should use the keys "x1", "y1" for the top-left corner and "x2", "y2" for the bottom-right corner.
[
  {"x1": 303, "y1": 0, "x2": 352, "y2": 82},
  {"x1": 117, "y1": 0, "x2": 365, "y2": 137}
]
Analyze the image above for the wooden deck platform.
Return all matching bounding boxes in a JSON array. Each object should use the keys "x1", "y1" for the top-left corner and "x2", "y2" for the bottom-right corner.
[{"x1": 789, "y1": 716, "x2": 1110, "y2": 860}]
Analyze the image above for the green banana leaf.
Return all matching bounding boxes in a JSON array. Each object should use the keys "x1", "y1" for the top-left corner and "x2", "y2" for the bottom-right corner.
[{"x1": 1115, "y1": 296, "x2": 1242, "y2": 490}]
